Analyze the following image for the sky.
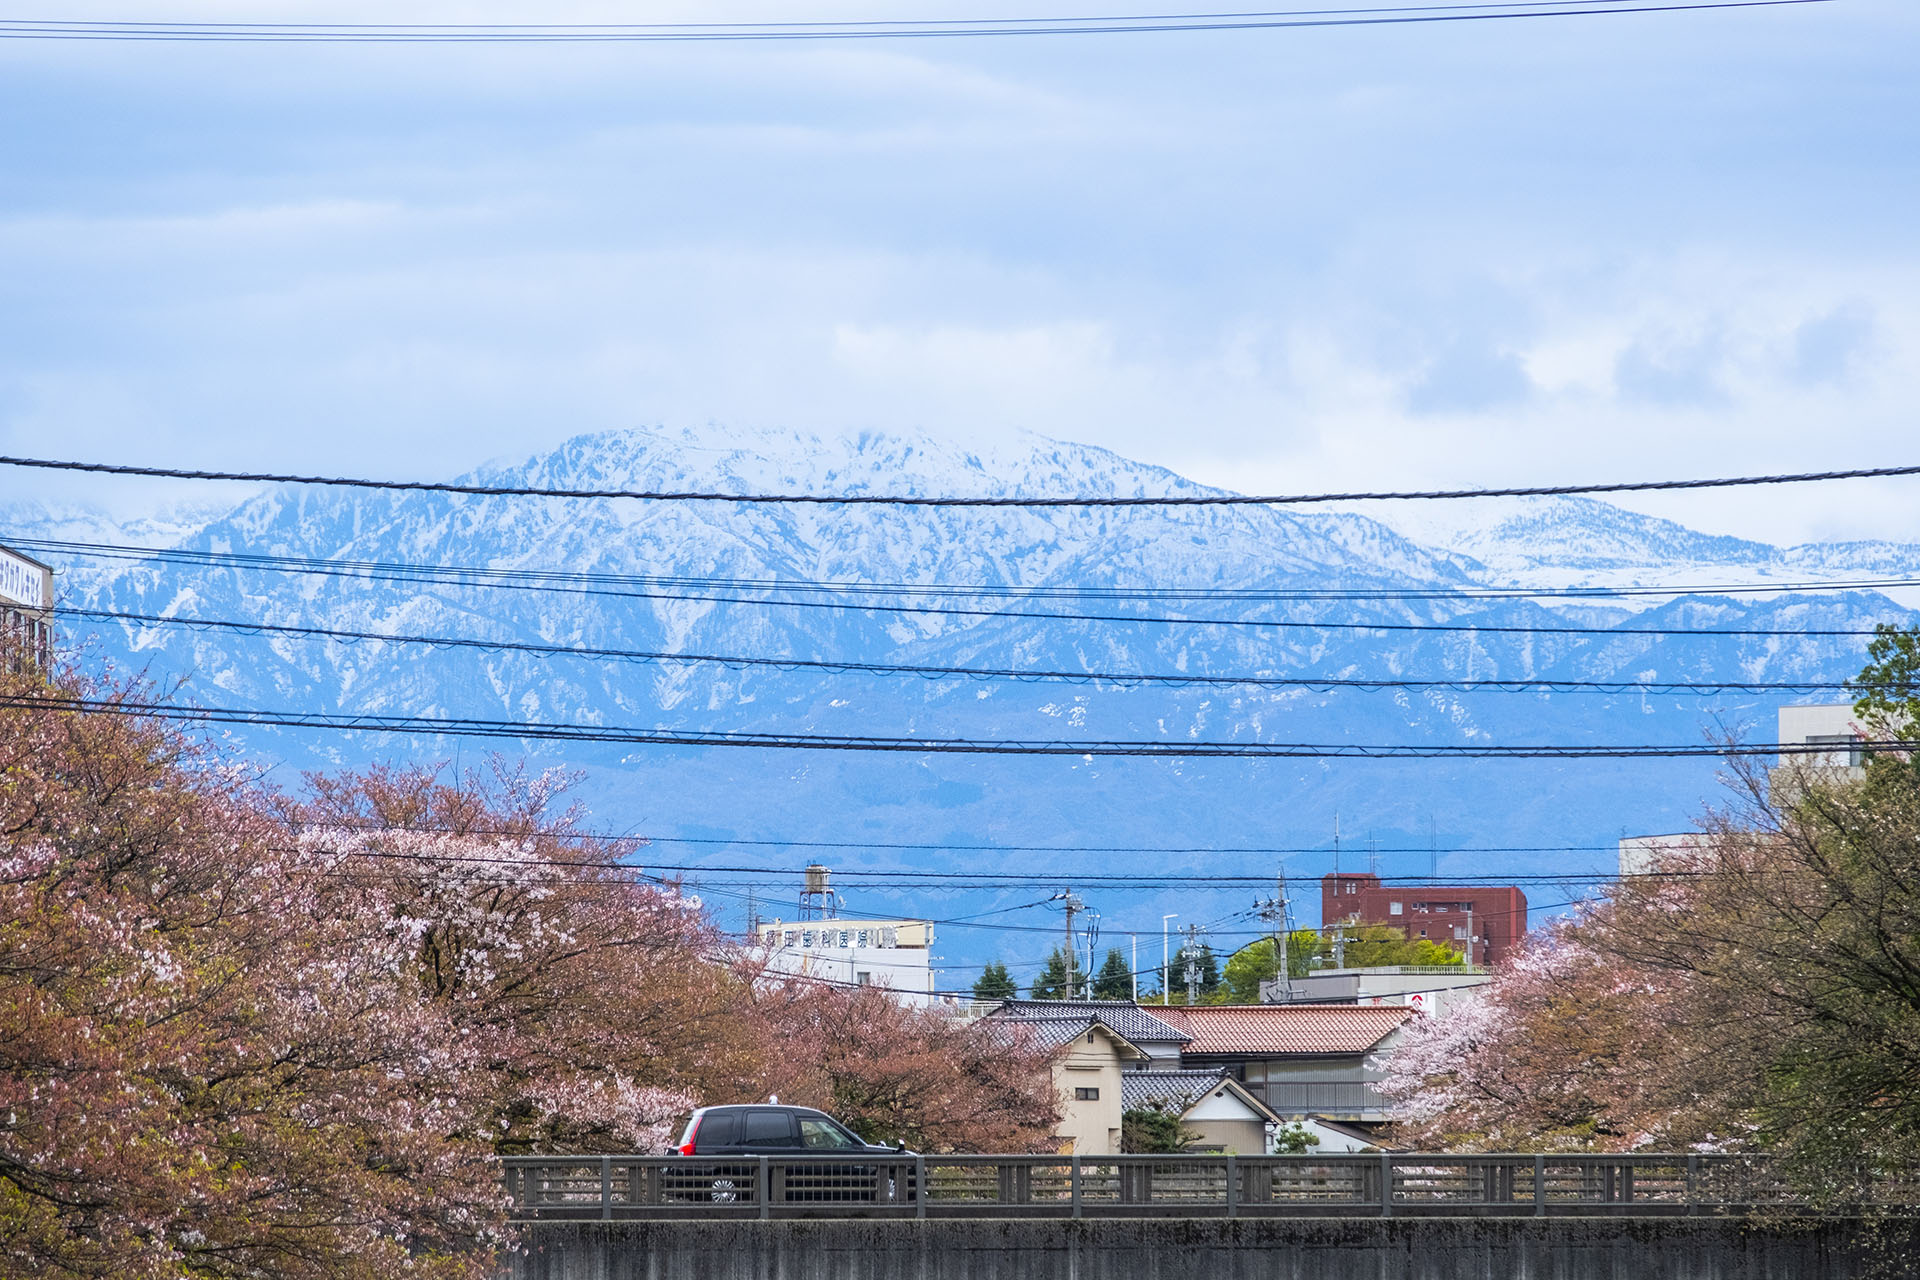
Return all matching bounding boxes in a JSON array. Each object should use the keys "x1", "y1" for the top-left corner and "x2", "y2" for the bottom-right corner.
[{"x1": 0, "y1": 0, "x2": 1916, "y2": 546}]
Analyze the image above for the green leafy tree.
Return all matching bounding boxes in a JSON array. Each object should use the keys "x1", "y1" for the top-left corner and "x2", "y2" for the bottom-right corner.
[
  {"x1": 972, "y1": 961, "x2": 1017, "y2": 1002},
  {"x1": 1028, "y1": 948, "x2": 1072, "y2": 1000},
  {"x1": 1091, "y1": 948, "x2": 1133, "y2": 1001},
  {"x1": 1853, "y1": 623, "x2": 1920, "y2": 743},
  {"x1": 1334, "y1": 924, "x2": 1466, "y2": 969},
  {"x1": 1121, "y1": 1105, "x2": 1195, "y2": 1153},
  {"x1": 1216, "y1": 931, "x2": 1329, "y2": 1003}
]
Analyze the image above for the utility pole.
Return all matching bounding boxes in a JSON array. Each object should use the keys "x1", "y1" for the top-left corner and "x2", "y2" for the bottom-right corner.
[
  {"x1": 1131, "y1": 934, "x2": 1138, "y2": 1003},
  {"x1": 1254, "y1": 877, "x2": 1293, "y2": 1003},
  {"x1": 1161, "y1": 914, "x2": 1178, "y2": 1006},
  {"x1": 1082, "y1": 909, "x2": 1100, "y2": 1000},
  {"x1": 1182, "y1": 924, "x2": 1202, "y2": 1006},
  {"x1": 1056, "y1": 890, "x2": 1084, "y2": 1001},
  {"x1": 1332, "y1": 923, "x2": 1347, "y2": 969}
]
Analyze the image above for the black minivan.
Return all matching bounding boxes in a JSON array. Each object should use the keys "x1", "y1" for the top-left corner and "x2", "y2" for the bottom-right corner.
[
  {"x1": 676, "y1": 1104, "x2": 903, "y2": 1156},
  {"x1": 672, "y1": 1104, "x2": 913, "y2": 1204}
]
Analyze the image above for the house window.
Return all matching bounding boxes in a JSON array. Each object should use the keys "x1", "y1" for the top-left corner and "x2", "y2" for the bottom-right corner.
[
  {"x1": 1389, "y1": 902, "x2": 1403, "y2": 916},
  {"x1": 856, "y1": 971, "x2": 872, "y2": 986},
  {"x1": 1454, "y1": 926, "x2": 1469, "y2": 941},
  {"x1": 1075, "y1": 1087, "x2": 1100, "y2": 1101}
]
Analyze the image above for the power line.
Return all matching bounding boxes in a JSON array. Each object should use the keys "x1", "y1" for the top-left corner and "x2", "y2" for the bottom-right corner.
[
  {"x1": 0, "y1": 1, "x2": 1830, "y2": 43},
  {"x1": 292, "y1": 838, "x2": 1667, "y2": 885},
  {"x1": 20, "y1": 538, "x2": 1914, "y2": 638},
  {"x1": 0, "y1": 449, "x2": 1899, "y2": 507},
  {"x1": 292, "y1": 817, "x2": 1629, "y2": 857},
  {"x1": 64, "y1": 605, "x2": 1896, "y2": 696},
  {"x1": 5, "y1": 689, "x2": 1903, "y2": 759},
  {"x1": 28, "y1": 534, "x2": 1920, "y2": 603}
]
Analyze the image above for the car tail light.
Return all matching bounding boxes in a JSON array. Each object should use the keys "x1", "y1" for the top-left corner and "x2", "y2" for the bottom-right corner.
[{"x1": 677, "y1": 1115, "x2": 700, "y2": 1155}]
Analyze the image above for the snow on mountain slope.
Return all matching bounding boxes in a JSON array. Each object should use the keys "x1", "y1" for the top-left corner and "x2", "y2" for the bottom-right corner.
[
  {"x1": 1377, "y1": 494, "x2": 1920, "y2": 597},
  {"x1": 9, "y1": 426, "x2": 1917, "y2": 968}
]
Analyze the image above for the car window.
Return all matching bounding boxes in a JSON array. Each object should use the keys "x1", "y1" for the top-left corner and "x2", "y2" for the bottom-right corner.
[
  {"x1": 798, "y1": 1117, "x2": 861, "y2": 1150},
  {"x1": 697, "y1": 1110, "x2": 739, "y2": 1146},
  {"x1": 741, "y1": 1109, "x2": 796, "y2": 1146}
]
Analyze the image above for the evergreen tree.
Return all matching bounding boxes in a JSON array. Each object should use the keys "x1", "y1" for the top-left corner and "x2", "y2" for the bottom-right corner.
[
  {"x1": 972, "y1": 961, "x2": 1017, "y2": 1002},
  {"x1": 1028, "y1": 948, "x2": 1072, "y2": 1000},
  {"x1": 1092, "y1": 948, "x2": 1133, "y2": 1001}
]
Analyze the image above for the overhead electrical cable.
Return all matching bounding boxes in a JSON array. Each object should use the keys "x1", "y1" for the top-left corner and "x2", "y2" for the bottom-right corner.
[
  {"x1": 0, "y1": 450, "x2": 1902, "y2": 506},
  {"x1": 23, "y1": 535, "x2": 1920, "y2": 604},
  {"x1": 295, "y1": 838, "x2": 1736, "y2": 885},
  {"x1": 0, "y1": 1, "x2": 1831, "y2": 43},
  {"x1": 4, "y1": 690, "x2": 1901, "y2": 760},
  {"x1": 64, "y1": 605, "x2": 1899, "y2": 695},
  {"x1": 19, "y1": 539, "x2": 1913, "y2": 638},
  {"x1": 293, "y1": 817, "x2": 1628, "y2": 856}
]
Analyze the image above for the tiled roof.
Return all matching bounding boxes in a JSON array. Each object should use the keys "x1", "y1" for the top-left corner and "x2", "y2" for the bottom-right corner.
[
  {"x1": 1154, "y1": 1005, "x2": 1410, "y2": 1056},
  {"x1": 990, "y1": 1000, "x2": 1191, "y2": 1045},
  {"x1": 977, "y1": 1014, "x2": 1145, "y2": 1058},
  {"x1": 1120, "y1": 1069, "x2": 1232, "y2": 1113}
]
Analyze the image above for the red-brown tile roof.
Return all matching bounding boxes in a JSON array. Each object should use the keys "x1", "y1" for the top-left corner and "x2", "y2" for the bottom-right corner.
[{"x1": 1154, "y1": 1005, "x2": 1411, "y2": 1056}]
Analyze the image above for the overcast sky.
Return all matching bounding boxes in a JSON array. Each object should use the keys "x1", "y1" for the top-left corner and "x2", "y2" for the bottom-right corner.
[{"x1": 0, "y1": 0, "x2": 1915, "y2": 546}]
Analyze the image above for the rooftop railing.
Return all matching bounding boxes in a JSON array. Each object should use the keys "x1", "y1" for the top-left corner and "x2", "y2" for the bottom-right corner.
[{"x1": 504, "y1": 1153, "x2": 1908, "y2": 1222}]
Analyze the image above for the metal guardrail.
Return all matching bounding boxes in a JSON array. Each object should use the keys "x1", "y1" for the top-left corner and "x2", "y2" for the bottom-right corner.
[{"x1": 504, "y1": 1153, "x2": 1894, "y2": 1222}]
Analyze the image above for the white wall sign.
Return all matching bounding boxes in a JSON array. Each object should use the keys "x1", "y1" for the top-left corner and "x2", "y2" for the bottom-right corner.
[{"x1": 0, "y1": 549, "x2": 47, "y2": 609}]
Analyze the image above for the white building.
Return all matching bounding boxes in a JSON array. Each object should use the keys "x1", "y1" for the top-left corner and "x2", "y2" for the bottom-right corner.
[
  {"x1": 1618, "y1": 832, "x2": 1708, "y2": 877},
  {"x1": 1772, "y1": 702, "x2": 1876, "y2": 802},
  {"x1": 754, "y1": 916, "x2": 940, "y2": 1006},
  {"x1": 1260, "y1": 965, "x2": 1489, "y2": 1020}
]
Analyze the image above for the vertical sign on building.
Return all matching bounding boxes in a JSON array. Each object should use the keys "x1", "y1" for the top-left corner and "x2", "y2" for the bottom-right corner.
[{"x1": 0, "y1": 544, "x2": 54, "y2": 672}]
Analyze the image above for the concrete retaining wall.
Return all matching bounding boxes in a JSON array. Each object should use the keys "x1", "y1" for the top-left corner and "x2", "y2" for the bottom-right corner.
[{"x1": 506, "y1": 1216, "x2": 1914, "y2": 1280}]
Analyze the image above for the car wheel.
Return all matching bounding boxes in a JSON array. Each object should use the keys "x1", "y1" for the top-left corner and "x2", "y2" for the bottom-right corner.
[{"x1": 710, "y1": 1179, "x2": 740, "y2": 1203}]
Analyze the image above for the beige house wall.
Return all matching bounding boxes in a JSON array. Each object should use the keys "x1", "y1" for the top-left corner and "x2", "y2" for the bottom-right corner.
[
  {"x1": 1184, "y1": 1117, "x2": 1267, "y2": 1154},
  {"x1": 1052, "y1": 1028, "x2": 1131, "y2": 1155}
]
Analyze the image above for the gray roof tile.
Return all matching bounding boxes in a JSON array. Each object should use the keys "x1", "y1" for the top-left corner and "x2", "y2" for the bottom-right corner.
[{"x1": 990, "y1": 1000, "x2": 1192, "y2": 1045}]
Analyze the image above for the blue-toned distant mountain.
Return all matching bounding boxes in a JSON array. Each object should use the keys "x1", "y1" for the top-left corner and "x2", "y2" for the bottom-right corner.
[{"x1": 7, "y1": 426, "x2": 1915, "y2": 981}]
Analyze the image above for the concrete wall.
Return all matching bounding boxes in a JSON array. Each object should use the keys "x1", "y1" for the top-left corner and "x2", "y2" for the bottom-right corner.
[{"x1": 506, "y1": 1217, "x2": 1910, "y2": 1280}]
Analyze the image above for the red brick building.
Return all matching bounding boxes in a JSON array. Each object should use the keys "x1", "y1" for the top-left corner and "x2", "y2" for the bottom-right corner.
[{"x1": 1319, "y1": 873, "x2": 1528, "y2": 966}]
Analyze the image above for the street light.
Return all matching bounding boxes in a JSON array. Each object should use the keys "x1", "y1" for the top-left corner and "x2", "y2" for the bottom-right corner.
[{"x1": 1161, "y1": 914, "x2": 1178, "y2": 1007}]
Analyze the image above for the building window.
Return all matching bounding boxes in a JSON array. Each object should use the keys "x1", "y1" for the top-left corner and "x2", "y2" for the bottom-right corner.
[
  {"x1": 1454, "y1": 926, "x2": 1469, "y2": 941},
  {"x1": 1074, "y1": 1087, "x2": 1099, "y2": 1101},
  {"x1": 856, "y1": 971, "x2": 872, "y2": 986},
  {"x1": 1389, "y1": 902, "x2": 1403, "y2": 915}
]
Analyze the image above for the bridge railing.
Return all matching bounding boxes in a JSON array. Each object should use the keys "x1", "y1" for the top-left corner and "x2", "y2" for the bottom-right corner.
[{"x1": 504, "y1": 1153, "x2": 1888, "y2": 1222}]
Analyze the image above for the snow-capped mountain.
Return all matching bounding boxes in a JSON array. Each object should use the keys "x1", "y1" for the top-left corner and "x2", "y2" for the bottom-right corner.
[{"x1": 8, "y1": 425, "x2": 1914, "y2": 977}]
